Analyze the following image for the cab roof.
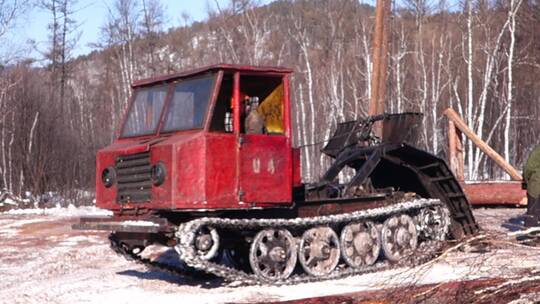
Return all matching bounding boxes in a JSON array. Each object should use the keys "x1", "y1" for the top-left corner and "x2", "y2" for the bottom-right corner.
[{"x1": 132, "y1": 64, "x2": 294, "y2": 88}]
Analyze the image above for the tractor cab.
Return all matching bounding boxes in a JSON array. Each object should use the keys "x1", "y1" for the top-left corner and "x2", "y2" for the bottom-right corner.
[{"x1": 96, "y1": 64, "x2": 300, "y2": 212}]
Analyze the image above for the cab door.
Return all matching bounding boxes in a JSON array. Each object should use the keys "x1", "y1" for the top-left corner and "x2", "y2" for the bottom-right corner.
[
  {"x1": 235, "y1": 72, "x2": 293, "y2": 205},
  {"x1": 239, "y1": 134, "x2": 291, "y2": 204}
]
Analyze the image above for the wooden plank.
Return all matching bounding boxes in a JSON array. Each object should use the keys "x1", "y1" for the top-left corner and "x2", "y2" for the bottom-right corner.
[{"x1": 443, "y1": 108, "x2": 522, "y2": 181}]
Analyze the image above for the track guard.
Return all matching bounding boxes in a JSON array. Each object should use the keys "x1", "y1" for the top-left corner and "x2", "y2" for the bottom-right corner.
[{"x1": 378, "y1": 144, "x2": 479, "y2": 237}]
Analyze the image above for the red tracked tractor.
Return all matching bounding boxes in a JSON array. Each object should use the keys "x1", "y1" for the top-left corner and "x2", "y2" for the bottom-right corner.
[{"x1": 74, "y1": 64, "x2": 478, "y2": 284}]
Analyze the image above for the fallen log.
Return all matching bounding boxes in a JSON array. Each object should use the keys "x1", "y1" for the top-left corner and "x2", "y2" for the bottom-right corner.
[{"x1": 461, "y1": 181, "x2": 527, "y2": 206}]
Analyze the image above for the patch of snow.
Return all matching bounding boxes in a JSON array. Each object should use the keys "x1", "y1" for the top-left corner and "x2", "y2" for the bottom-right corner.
[
  {"x1": 3, "y1": 218, "x2": 50, "y2": 227},
  {"x1": 66, "y1": 235, "x2": 95, "y2": 243},
  {"x1": 3, "y1": 204, "x2": 112, "y2": 217},
  {"x1": 121, "y1": 221, "x2": 160, "y2": 227},
  {"x1": 508, "y1": 227, "x2": 540, "y2": 236},
  {"x1": 55, "y1": 235, "x2": 103, "y2": 247},
  {"x1": 414, "y1": 263, "x2": 474, "y2": 283},
  {"x1": 3, "y1": 197, "x2": 17, "y2": 205},
  {"x1": 0, "y1": 228, "x2": 18, "y2": 236},
  {"x1": 58, "y1": 240, "x2": 79, "y2": 247},
  {"x1": 0, "y1": 218, "x2": 50, "y2": 237},
  {"x1": 1, "y1": 207, "x2": 540, "y2": 304}
]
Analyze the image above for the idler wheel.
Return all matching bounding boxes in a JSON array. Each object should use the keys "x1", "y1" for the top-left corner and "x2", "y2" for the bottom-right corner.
[
  {"x1": 340, "y1": 221, "x2": 381, "y2": 268},
  {"x1": 194, "y1": 226, "x2": 220, "y2": 260},
  {"x1": 415, "y1": 206, "x2": 450, "y2": 241},
  {"x1": 249, "y1": 229, "x2": 297, "y2": 281},
  {"x1": 298, "y1": 226, "x2": 340, "y2": 277},
  {"x1": 381, "y1": 214, "x2": 418, "y2": 262}
]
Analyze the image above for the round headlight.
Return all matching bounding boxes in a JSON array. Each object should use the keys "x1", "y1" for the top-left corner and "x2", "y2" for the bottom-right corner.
[
  {"x1": 151, "y1": 162, "x2": 166, "y2": 186},
  {"x1": 101, "y1": 167, "x2": 116, "y2": 188}
]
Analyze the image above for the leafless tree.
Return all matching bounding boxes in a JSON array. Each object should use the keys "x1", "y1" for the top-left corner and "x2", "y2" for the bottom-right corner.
[
  {"x1": 140, "y1": 0, "x2": 164, "y2": 75},
  {"x1": 0, "y1": 0, "x2": 538, "y2": 201}
]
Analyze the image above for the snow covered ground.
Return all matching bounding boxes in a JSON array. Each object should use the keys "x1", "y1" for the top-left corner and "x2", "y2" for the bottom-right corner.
[{"x1": 1, "y1": 207, "x2": 539, "y2": 304}]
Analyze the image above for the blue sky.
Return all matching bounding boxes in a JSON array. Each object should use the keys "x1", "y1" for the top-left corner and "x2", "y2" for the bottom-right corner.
[
  {"x1": 8, "y1": 0, "x2": 273, "y2": 59},
  {"x1": 5, "y1": 0, "x2": 459, "y2": 61}
]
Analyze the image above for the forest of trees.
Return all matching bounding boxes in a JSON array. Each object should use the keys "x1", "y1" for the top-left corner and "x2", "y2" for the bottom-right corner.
[{"x1": 0, "y1": 0, "x2": 539, "y2": 204}]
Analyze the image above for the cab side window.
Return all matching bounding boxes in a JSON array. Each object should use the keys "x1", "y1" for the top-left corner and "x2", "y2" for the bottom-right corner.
[
  {"x1": 210, "y1": 73, "x2": 234, "y2": 133},
  {"x1": 240, "y1": 75, "x2": 284, "y2": 135},
  {"x1": 209, "y1": 73, "x2": 284, "y2": 135}
]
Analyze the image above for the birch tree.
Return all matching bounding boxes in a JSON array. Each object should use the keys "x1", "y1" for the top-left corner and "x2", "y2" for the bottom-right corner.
[
  {"x1": 101, "y1": 0, "x2": 140, "y2": 130},
  {"x1": 0, "y1": 0, "x2": 30, "y2": 193},
  {"x1": 140, "y1": 0, "x2": 164, "y2": 75},
  {"x1": 458, "y1": 0, "x2": 517, "y2": 179},
  {"x1": 288, "y1": 8, "x2": 317, "y2": 182},
  {"x1": 503, "y1": 0, "x2": 523, "y2": 164}
]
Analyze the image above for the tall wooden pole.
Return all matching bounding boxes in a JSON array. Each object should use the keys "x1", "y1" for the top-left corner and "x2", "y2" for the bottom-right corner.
[
  {"x1": 368, "y1": 0, "x2": 384, "y2": 117},
  {"x1": 369, "y1": 0, "x2": 391, "y2": 137}
]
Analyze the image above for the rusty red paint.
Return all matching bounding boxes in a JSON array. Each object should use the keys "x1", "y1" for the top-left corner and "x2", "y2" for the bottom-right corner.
[
  {"x1": 206, "y1": 133, "x2": 237, "y2": 206},
  {"x1": 239, "y1": 135, "x2": 291, "y2": 204},
  {"x1": 233, "y1": 71, "x2": 241, "y2": 204},
  {"x1": 292, "y1": 148, "x2": 302, "y2": 187},
  {"x1": 282, "y1": 74, "x2": 292, "y2": 138},
  {"x1": 95, "y1": 65, "x2": 297, "y2": 212}
]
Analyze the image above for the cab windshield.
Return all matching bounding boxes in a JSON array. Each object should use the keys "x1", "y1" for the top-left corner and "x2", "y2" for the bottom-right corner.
[
  {"x1": 120, "y1": 73, "x2": 216, "y2": 138},
  {"x1": 121, "y1": 86, "x2": 168, "y2": 138},
  {"x1": 162, "y1": 74, "x2": 216, "y2": 133}
]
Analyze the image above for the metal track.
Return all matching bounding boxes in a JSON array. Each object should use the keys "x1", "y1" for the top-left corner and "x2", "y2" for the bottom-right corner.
[{"x1": 174, "y1": 198, "x2": 446, "y2": 285}]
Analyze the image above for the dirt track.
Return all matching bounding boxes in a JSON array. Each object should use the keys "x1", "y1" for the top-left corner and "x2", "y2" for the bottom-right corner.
[{"x1": 1, "y1": 207, "x2": 540, "y2": 304}]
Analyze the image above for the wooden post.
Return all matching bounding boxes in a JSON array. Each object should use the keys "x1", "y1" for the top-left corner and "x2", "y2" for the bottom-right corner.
[
  {"x1": 448, "y1": 120, "x2": 458, "y2": 179},
  {"x1": 377, "y1": 0, "x2": 391, "y2": 117},
  {"x1": 369, "y1": 0, "x2": 391, "y2": 137},
  {"x1": 455, "y1": 128, "x2": 465, "y2": 181},
  {"x1": 368, "y1": 0, "x2": 384, "y2": 117},
  {"x1": 448, "y1": 120, "x2": 465, "y2": 181},
  {"x1": 443, "y1": 108, "x2": 522, "y2": 181}
]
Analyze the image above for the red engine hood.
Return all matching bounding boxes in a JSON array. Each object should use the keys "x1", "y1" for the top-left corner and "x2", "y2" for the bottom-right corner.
[
  {"x1": 99, "y1": 131, "x2": 203, "y2": 154},
  {"x1": 96, "y1": 131, "x2": 205, "y2": 210}
]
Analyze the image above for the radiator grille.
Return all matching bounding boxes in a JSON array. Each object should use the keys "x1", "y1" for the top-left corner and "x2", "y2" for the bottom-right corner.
[{"x1": 115, "y1": 151, "x2": 152, "y2": 203}]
